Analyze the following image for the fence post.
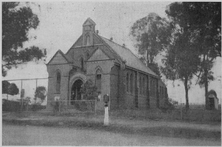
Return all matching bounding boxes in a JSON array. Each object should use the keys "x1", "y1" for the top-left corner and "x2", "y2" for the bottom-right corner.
[{"x1": 36, "y1": 79, "x2": 38, "y2": 89}]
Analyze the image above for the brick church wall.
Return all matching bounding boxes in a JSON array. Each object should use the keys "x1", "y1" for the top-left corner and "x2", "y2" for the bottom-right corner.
[
  {"x1": 47, "y1": 64, "x2": 71, "y2": 110},
  {"x1": 86, "y1": 59, "x2": 114, "y2": 110}
]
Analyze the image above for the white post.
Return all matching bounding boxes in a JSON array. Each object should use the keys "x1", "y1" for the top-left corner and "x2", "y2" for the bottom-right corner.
[
  {"x1": 103, "y1": 94, "x2": 109, "y2": 126},
  {"x1": 104, "y1": 104, "x2": 109, "y2": 126}
]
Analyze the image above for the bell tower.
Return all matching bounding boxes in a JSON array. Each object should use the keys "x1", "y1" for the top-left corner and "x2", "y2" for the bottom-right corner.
[{"x1": 82, "y1": 18, "x2": 96, "y2": 46}]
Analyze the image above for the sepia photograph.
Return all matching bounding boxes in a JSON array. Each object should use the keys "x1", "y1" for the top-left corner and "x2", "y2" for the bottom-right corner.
[{"x1": 2, "y1": 1, "x2": 221, "y2": 146}]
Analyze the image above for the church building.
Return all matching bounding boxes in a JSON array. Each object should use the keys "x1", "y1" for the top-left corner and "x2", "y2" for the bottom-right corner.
[{"x1": 46, "y1": 18, "x2": 168, "y2": 111}]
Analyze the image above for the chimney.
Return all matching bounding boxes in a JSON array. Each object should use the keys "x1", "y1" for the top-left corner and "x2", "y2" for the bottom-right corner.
[{"x1": 110, "y1": 37, "x2": 113, "y2": 41}]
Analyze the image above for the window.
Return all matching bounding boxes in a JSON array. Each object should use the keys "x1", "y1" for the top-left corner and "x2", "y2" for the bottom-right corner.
[
  {"x1": 130, "y1": 73, "x2": 133, "y2": 93},
  {"x1": 139, "y1": 76, "x2": 142, "y2": 94},
  {"x1": 96, "y1": 74, "x2": 101, "y2": 91},
  {"x1": 126, "y1": 73, "x2": 129, "y2": 92},
  {"x1": 139, "y1": 75, "x2": 146, "y2": 95},
  {"x1": 162, "y1": 87, "x2": 164, "y2": 98},
  {"x1": 95, "y1": 69, "x2": 102, "y2": 92},
  {"x1": 150, "y1": 78, "x2": 154, "y2": 96},
  {"x1": 150, "y1": 79, "x2": 152, "y2": 96},
  {"x1": 162, "y1": 87, "x2": 164, "y2": 97},
  {"x1": 153, "y1": 79, "x2": 156, "y2": 97},
  {"x1": 80, "y1": 57, "x2": 84, "y2": 70},
  {"x1": 143, "y1": 77, "x2": 146, "y2": 95},
  {"x1": 56, "y1": 71, "x2": 61, "y2": 93}
]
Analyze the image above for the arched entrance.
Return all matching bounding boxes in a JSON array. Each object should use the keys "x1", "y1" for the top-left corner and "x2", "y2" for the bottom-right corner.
[{"x1": 71, "y1": 79, "x2": 83, "y2": 105}]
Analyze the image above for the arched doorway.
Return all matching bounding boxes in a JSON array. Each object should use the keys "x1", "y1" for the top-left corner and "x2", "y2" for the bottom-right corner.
[{"x1": 71, "y1": 79, "x2": 83, "y2": 105}]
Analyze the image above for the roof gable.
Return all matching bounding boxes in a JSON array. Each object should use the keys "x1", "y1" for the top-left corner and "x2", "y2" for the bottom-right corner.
[
  {"x1": 88, "y1": 48, "x2": 111, "y2": 61},
  {"x1": 47, "y1": 50, "x2": 69, "y2": 65}
]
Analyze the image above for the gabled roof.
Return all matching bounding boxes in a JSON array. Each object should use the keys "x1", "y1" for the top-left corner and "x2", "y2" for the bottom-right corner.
[
  {"x1": 100, "y1": 36, "x2": 158, "y2": 77},
  {"x1": 47, "y1": 50, "x2": 70, "y2": 65}
]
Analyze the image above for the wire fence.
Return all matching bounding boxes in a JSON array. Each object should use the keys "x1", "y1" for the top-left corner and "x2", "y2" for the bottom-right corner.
[
  {"x1": 2, "y1": 98, "x2": 98, "y2": 114},
  {"x1": 2, "y1": 78, "x2": 101, "y2": 114},
  {"x1": 49, "y1": 99, "x2": 97, "y2": 114},
  {"x1": 2, "y1": 78, "x2": 48, "y2": 105}
]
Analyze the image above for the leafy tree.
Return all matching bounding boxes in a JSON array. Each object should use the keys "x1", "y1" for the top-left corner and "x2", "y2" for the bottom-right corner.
[
  {"x1": 163, "y1": 2, "x2": 221, "y2": 109},
  {"x1": 184, "y1": 2, "x2": 221, "y2": 106},
  {"x1": 2, "y1": 2, "x2": 45, "y2": 76},
  {"x1": 18, "y1": 46, "x2": 45, "y2": 62},
  {"x1": 8, "y1": 83, "x2": 19, "y2": 95},
  {"x1": 130, "y1": 13, "x2": 171, "y2": 76},
  {"x1": 2, "y1": 80, "x2": 10, "y2": 94},
  {"x1": 80, "y1": 79, "x2": 98, "y2": 100},
  {"x1": 34, "y1": 86, "x2": 46, "y2": 102},
  {"x1": 161, "y1": 40, "x2": 200, "y2": 109},
  {"x1": 161, "y1": 2, "x2": 202, "y2": 109}
]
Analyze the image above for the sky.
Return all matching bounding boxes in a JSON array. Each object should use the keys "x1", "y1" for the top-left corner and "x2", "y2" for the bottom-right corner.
[{"x1": 2, "y1": 1, "x2": 221, "y2": 104}]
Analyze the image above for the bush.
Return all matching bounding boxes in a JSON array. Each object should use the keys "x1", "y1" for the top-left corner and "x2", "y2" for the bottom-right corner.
[
  {"x1": 160, "y1": 98, "x2": 176, "y2": 113},
  {"x1": 80, "y1": 79, "x2": 98, "y2": 100},
  {"x1": 8, "y1": 83, "x2": 19, "y2": 95},
  {"x1": 2, "y1": 80, "x2": 10, "y2": 94},
  {"x1": 3, "y1": 99, "x2": 21, "y2": 112},
  {"x1": 31, "y1": 103, "x2": 46, "y2": 111},
  {"x1": 35, "y1": 86, "x2": 46, "y2": 102}
]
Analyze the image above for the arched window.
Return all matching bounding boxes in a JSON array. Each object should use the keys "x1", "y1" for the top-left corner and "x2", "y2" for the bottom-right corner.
[
  {"x1": 143, "y1": 77, "x2": 145, "y2": 95},
  {"x1": 80, "y1": 57, "x2": 84, "y2": 70},
  {"x1": 130, "y1": 73, "x2": 133, "y2": 93},
  {"x1": 162, "y1": 87, "x2": 164, "y2": 98},
  {"x1": 126, "y1": 73, "x2": 129, "y2": 92},
  {"x1": 139, "y1": 76, "x2": 142, "y2": 94},
  {"x1": 56, "y1": 71, "x2": 61, "y2": 93},
  {"x1": 162, "y1": 87, "x2": 164, "y2": 97},
  {"x1": 95, "y1": 69, "x2": 102, "y2": 92},
  {"x1": 153, "y1": 79, "x2": 156, "y2": 97}
]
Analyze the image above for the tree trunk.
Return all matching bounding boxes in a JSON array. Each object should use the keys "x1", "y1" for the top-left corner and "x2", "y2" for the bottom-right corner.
[
  {"x1": 184, "y1": 77, "x2": 189, "y2": 110},
  {"x1": 204, "y1": 68, "x2": 208, "y2": 109}
]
